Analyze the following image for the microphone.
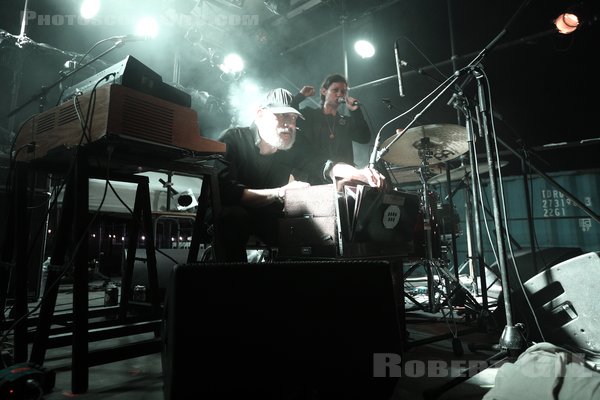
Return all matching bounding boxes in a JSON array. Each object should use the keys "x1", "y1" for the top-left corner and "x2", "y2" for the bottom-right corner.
[
  {"x1": 394, "y1": 40, "x2": 407, "y2": 97},
  {"x1": 338, "y1": 98, "x2": 360, "y2": 106}
]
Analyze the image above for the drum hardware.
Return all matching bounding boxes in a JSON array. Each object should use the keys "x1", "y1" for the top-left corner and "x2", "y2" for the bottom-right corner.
[
  {"x1": 426, "y1": 48, "x2": 600, "y2": 400},
  {"x1": 437, "y1": 157, "x2": 522, "y2": 300},
  {"x1": 383, "y1": 130, "x2": 481, "y2": 318},
  {"x1": 434, "y1": 158, "x2": 509, "y2": 281},
  {"x1": 436, "y1": 202, "x2": 462, "y2": 243},
  {"x1": 380, "y1": 124, "x2": 469, "y2": 167},
  {"x1": 423, "y1": 69, "x2": 530, "y2": 400},
  {"x1": 394, "y1": 131, "x2": 494, "y2": 361},
  {"x1": 387, "y1": 163, "x2": 445, "y2": 185},
  {"x1": 427, "y1": 160, "x2": 509, "y2": 185}
]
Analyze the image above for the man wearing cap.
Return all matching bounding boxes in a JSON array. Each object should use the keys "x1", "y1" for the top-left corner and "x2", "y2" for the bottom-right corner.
[{"x1": 213, "y1": 88, "x2": 384, "y2": 262}]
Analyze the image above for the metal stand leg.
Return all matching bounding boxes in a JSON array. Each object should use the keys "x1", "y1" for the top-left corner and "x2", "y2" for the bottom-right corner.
[
  {"x1": 29, "y1": 151, "x2": 163, "y2": 394},
  {"x1": 10, "y1": 163, "x2": 30, "y2": 362}
]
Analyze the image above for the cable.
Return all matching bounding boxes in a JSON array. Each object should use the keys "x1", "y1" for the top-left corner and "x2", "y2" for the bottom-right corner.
[
  {"x1": 1, "y1": 81, "x2": 111, "y2": 349},
  {"x1": 58, "y1": 37, "x2": 118, "y2": 100},
  {"x1": 373, "y1": 70, "x2": 461, "y2": 165},
  {"x1": 396, "y1": 35, "x2": 449, "y2": 83}
]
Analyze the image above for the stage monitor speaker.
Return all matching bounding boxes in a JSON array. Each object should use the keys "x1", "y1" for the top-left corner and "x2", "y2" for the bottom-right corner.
[
  {"x1": 523, "y1": 251, "x2": 600, "y2": 359},
  {"x1": 491, "y1": 247, "x2": 585, "y2": 335},
  {"x1": 161, "y1": 260, "x2": 402, "y2": 400},
  {"x1": 487, "y1": 247, "x2": 584, "y2": 288}
]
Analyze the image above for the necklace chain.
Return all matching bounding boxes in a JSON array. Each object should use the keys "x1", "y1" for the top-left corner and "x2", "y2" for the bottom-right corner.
[{"x1": 326, "y1": 117, "x2": 335, "y2": 140}]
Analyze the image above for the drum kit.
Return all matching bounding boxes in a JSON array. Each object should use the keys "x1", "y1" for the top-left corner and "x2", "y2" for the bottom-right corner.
[{"x1": 379, "y1": 123, "x2": 507, "y2": 314}]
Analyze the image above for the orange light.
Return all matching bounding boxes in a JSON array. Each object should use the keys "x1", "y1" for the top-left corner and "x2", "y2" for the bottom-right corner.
[{"x1": 554, "y1": 12, "x2": 580, "y2": 34}]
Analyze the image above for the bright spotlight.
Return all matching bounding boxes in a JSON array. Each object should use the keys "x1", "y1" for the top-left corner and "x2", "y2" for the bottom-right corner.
[
  {"x1": 80, "y1": 0, "x2": 101, "y2": 19},
  {"x1": 554, "y1": 12, "x2": 580, "y2": 34},
  {"x1": 354, "y1": 40, "x2": 375, "y2": 58},
  {"x1": 553, "y1": 2, "x2": 593, "y2": 35},
  {"x1": 135, "y1": 17, "x2": 160, "y2": 39},
  {"x1": 220, "y1": 53, "x2": 244, "y2": 74}
]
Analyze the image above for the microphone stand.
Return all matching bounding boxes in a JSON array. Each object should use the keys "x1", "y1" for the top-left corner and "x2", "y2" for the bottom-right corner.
[
  {"x1": 370, "y1": 71, "x2": 461, "y2": 168},
  {"x1": 7, "y1": 40, "x2": 126, "y2": 118},
  {"x1": 422, "y1": 2, "x2": 537, "y2": 399},
  {"x1": 450, "y1": 91, "x2": 491, "y2": 314}
]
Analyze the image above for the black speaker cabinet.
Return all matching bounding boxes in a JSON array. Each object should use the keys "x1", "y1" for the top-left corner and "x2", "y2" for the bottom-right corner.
[
  {"x1": 161, "y1": 260, "x2": 402, "y2": 400},
  {"x1": 128, "y1": 248, "x2": 199, "y2": 301},
  {"x1": 523, "y1": 252, "x2": 600, "y2": 356}
]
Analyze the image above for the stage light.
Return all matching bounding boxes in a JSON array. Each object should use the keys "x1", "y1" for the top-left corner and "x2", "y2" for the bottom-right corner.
[
  {"x1": 80, "y1": 0, "x2": 101, "y2": 19},
  {"x1": 555, "y1": 12, "x2": 580, "y2": 34},
  {"x1": 210, "y1": 50, "x2": 244, "y2": 73},
  {"x1": 135, "y1": 17, "x2": 159, "y2": 39},
  {"x1": 214, "y1": 53, "x2": 245, "y2": 81},
  {"x1": 553, "y1": 2, "x2": 594, "y2": 34},
  {"x1": 220, "y1": 53, "x2": 244, "y2": 74},
  {"x1": 354, "y1": 40, "x2": 375, "y2": 58}
]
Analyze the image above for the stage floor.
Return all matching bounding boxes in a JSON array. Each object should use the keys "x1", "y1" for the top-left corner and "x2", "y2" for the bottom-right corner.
[{"x1": 2, "y1": 272, "x2": 507, "y2": 400}]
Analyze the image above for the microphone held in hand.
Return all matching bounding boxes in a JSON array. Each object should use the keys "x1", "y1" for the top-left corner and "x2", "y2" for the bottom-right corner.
[{"x1": 338, "y1": 98, "x2": 360, "y2": 106}]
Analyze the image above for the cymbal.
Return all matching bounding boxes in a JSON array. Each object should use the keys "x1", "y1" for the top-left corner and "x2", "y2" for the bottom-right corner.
[
  {"x1": 381, "y1": 124, "x2": 469, "y2": 167},
  {"x1": 428, "y1": 161, "x2": 509, "y2": 184},
  {"x1": 388, "y1": 164, "x2": 446, "y2": 184}
]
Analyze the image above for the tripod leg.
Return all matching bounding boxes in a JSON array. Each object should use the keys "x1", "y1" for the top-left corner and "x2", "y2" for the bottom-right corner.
[
  {"x1": 404, "y1": 261, "x2": 433, "y2": 312},
  {"x1": 425, "y1": 260, "x2": 437, "y2": 313}
]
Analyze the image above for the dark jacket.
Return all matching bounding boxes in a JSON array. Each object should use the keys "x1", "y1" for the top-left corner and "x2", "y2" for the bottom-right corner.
[
  {"x1": 292, "y1": 94, "x2": 372, "y2": 183},
  {"x1": 217, "y1": 124, "x2": 330, "y2": 206}
]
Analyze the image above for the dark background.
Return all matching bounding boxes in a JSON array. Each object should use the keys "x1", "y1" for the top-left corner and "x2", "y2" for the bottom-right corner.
[{"x1": 1, "y1": 0, "x2": 599, "y2": 174}]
